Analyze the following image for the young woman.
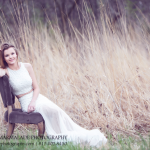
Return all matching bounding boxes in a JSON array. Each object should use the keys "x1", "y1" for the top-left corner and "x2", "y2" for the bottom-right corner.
[{"x1": 0, "y1": 43, "x2": 107, "y2": 147}]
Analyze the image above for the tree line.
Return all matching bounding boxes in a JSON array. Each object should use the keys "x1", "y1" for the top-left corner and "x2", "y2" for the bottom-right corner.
[{"x1": 0, "y1": 0, "x2": 149, "y2": 35}]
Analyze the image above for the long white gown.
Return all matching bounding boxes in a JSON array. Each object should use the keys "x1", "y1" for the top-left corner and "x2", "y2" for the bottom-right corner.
[{"x1": 7, "y1": 62, "x2": 107, "y2": 148}]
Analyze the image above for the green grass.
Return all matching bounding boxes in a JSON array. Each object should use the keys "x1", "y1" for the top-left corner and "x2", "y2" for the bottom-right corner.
[
  {"x1": 0, "y1": 133, "x2": 150, "y2": 150},
  {"x1": 0, "y1": 138, "x2": 96, "y2": 150},
  {"x1": 106, "y1": 133, "x2": 150, "y2": 150}
]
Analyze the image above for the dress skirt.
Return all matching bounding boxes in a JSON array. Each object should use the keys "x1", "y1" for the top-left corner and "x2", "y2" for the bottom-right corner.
[{"x1": 18, "y1": 91, "x2": 107, "y2": 147}]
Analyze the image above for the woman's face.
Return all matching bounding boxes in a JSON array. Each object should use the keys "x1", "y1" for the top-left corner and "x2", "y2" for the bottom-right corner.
[{"x1": 4, "y1": 47, "x2": 17, "y2": 65}]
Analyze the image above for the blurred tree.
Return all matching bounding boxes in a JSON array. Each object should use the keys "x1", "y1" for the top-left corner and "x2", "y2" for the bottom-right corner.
[
  {"x1": 53, "y1": 0, "x2": 80, "y2": 34},
  {"x1": 0, "y1": 0, "x2": 149, "y2": 38}
]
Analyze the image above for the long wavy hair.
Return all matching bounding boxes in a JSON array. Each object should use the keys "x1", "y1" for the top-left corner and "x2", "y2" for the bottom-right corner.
[{"x1": 0, "y1": 43, "x2": 19, "y2": 69}]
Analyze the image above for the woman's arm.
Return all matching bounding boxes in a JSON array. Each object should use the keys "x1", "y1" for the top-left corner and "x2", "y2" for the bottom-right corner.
[
  {"x1": 0, "y1": 68, "x2": 8, "y2": 77},
  {"x1": 24, "y1": 63, "x2": 40, "y2": 113}
]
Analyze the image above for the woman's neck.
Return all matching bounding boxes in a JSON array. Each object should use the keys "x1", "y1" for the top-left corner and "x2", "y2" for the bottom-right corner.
[{"x1": 8, "y1": 62, "x2": 20, "y2": 70}]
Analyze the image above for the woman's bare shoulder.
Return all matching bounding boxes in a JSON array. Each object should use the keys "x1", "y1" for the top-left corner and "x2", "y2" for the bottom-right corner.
[
  {"x1": 23, "y1": 62, "x2": 32, "y2": 67},
  {"x1": 23, "y1": 63, "x2": 32, "y2": 71}
]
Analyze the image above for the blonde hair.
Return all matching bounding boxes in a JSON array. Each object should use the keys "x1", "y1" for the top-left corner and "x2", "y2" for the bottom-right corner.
[{"x1": 0, "y1": 43, "x2": 19, "y2": 69}]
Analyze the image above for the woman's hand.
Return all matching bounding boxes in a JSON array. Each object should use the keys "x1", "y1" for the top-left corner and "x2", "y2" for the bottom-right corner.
[
  {"x1": 27, "y1": 101, "x2": 36, "y2": 113},
  {"x1": 0, "y1": 68, "x2": 6, "y2": 77}
]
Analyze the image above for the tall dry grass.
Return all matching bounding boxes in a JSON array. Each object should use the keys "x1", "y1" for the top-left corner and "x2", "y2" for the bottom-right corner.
[{"x1": 0, "y1": 1, "x2": 150, "y2": 139}]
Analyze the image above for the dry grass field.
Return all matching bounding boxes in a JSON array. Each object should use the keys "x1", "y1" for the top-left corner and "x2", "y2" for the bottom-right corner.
[{"x1": 0, "y1": 2, "x2": 150, "y2": 142}]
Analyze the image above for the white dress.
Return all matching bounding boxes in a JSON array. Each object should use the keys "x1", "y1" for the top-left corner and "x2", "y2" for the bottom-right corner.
[{"x1": 7, "y1": 62, "x2": 107, "y2": 147}]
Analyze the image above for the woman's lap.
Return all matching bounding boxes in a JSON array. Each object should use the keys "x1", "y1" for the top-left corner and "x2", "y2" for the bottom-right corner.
[
  {"x1": 18, "y1": 91, "x2": 107, "y2": 147},
  {"x1": 18, "y1": 91, "x2": 62, "y2": 112}
]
